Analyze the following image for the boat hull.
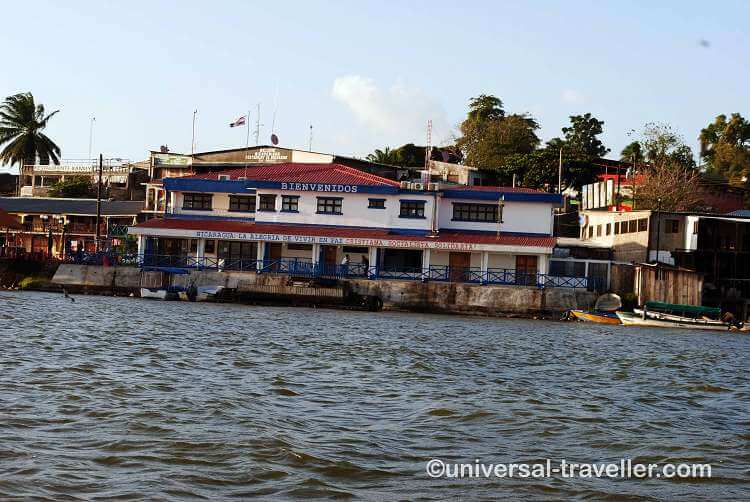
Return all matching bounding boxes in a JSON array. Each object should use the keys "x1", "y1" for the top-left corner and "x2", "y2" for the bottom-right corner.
[
  {"x1": 569, "y1": 310, "x2": 622, "y2": 325},
  {"x1": 617, "y1": 311, "x2": 729, "y2": 331}
]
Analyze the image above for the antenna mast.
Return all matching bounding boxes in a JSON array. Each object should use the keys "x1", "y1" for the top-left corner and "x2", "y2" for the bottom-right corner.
[
  {"x1": 308, "y1": 124, "x2": 313, "y2": 151},
  {"x1": 254, "y1": 103, "x2": 261, "y2": 146},
  {"x1": 424, "y1": 119, "x2": 433, "y2": 170}
]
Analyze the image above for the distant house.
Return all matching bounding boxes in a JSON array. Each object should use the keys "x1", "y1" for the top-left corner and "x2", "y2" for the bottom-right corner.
[{"x1": 0, "y1": 197, "x2": 144, "y2": 258}]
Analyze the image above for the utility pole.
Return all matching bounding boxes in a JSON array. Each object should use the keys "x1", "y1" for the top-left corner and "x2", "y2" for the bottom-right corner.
[
  {"x1": 95, "y1": 154, "x2": 103, "y2": 252},
  {"x1": 654, "y1": 197, "x2": 662, "y2": 264},
  {"x1": 558, "y1": 147, "x2": 563, "y2": 194},
  {"x1": 308, "y1": 124, "x2": 313, "y2": 151}
]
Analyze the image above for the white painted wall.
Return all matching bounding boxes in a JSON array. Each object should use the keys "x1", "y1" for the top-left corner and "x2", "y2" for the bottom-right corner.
[
  {"x1": 253, "y1": 189, "x2": 434, "y2": 231},
  {"x1": 173, "y1": 192, "x2": 256, "y2": 219},
  {"x1": 438, "y1": 198, "x2": 554, "y2": 235}
]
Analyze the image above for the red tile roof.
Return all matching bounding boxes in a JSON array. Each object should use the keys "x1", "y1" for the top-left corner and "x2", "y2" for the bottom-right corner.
[
  {"x1": 132, "y1": 218, "x2": 555, "y2": 248},
  {"x1": 183, "y1": 163, "x2": 401, "y2": 187}
]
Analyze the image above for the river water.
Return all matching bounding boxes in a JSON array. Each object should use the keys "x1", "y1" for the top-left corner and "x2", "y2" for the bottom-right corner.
[{"x1": 1, "y1": 291, "x2": 748, "y2": 500}]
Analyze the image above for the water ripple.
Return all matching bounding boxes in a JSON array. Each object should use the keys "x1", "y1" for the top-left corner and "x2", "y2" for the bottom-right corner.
[{"x1": 0, "y1": 291, "x2": 748, "y2": 499}]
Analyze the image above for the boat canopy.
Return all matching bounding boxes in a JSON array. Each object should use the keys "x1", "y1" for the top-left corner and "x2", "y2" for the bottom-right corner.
[{"x1": 644, "y1": 301, "x2": 720, "y2": 317}]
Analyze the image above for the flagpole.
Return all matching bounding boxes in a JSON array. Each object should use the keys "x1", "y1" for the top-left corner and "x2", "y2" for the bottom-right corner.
[
  {"x1": 244, "y1": 109, "x2": 251, "y2": 178},
  {"x1": 191, "y1": 109, "x2": 197, "y2": 157}
]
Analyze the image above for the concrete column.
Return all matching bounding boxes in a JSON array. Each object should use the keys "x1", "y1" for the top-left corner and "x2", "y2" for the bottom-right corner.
[
  {"x1": 422, "y1": 248, "x2": 431, "y2": 282},
  {"x1": 481, "y1": 251, "x2": 489, "y2": 284},
  {"x1": 256, "y1": 241, "x2": 266, "y2": 272},
  {"x1": 368, "y1": 246, "x2": 377, "y2": 279},
  {"x1": 137, "y1": 235, "x2": 145, "y2": 266},
  {"x1": 196, "y1": 238, "x2": 205, "y2": 267},
  {"x1": 538, "y1": 254, "x2": 549, "y2": 275},
  {"x1": 169, "y1": 191, "x2": 176, "y2": 214},
  {"x1": 312, "y1": 243, "x2": 321, "y2": 265}
]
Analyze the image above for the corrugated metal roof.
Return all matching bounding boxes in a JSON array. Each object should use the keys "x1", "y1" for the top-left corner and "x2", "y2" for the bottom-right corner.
[
  {"x1": 132, "y1": 218, "x2": 555, "y2": 248},
  {"x1": 0, "y1": 197, "x2": 144, "y2": 215},
  {"x1": 184, "y1": 163, "x2": 401, "y2": 187}
]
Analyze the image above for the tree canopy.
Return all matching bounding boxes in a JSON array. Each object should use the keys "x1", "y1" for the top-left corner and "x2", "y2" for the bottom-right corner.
[
  {"x1": 0, "y1": 92, "x2": 60, "y2": 167},
  {"x1": 455, "y1": 94, "x2": 540, "y2": 170},
  {"x1": 47, "y1": 176, "x2": 95, "y2": 198},
  {"x1": 699, "y1": 113, "x2": 750, "y2": 182}
]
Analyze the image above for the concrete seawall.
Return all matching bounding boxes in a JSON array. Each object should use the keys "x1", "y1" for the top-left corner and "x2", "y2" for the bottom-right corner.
[{"x1": 52, "y1": 264, "x2": 596, "y2": 316}]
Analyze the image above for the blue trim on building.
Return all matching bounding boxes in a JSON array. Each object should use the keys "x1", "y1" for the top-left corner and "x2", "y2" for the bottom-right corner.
[
  {"x1": 164, "y1": 178, "x2": 253, "y2": 194},
  {"x1": 441, "y1": 189, "x2": 563, "y2": 204}
]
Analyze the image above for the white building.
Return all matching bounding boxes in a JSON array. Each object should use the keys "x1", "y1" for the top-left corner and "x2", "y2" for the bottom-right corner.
[{"x1": 128, "y1": 162, "x2": 565, "y2": 286}]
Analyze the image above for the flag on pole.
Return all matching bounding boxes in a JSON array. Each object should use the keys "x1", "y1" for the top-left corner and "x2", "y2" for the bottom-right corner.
[{"x1": 229, "y1": 115, "x2": 246, "y2": 127}]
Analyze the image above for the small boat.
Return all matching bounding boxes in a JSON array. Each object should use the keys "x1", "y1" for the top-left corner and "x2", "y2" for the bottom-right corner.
[
  {"x1": 569, "y1": 310, "x2": 622, "y2": 324},
  {"x1": 140, "y1": 287, "x2": 168, "y2": 300},
  {"x1": 177, "y1": 285, "x2": 224, "y2": 302},
  {"x1": 140, "y1": 286, "x2": 181, "y2": 301},
  {"x1": 565, "y1": 293, "x2": 622, "y2": 325},
  {"x1": 617, "y1": 301, "x2": 736, "y2": 331}
]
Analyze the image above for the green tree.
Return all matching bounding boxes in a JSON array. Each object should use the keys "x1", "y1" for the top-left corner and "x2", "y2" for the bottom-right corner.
[
  {"x1": 47, "y1": 176, "x2": 95, "y2": 198},
  {"x1": 562, "y1": 113, "x2": 609, "y2": 159},
  {"x1": 699, "y1": 113, "x2": 750, "y2": 181},
  {"x1": 456, "y1": 94, "x2": 540, "y2": 170},
  {"x1": 620, "y1": 141, "x2": 644, "y2": 163},
  {"x1": 633, "y1": 123, "x2": 702, "y2": 210},
  {"x1": 365, "y1": 146, "x2": 401, "y2": 165},
  {"x1": 641, "y1": 122, "x2": 696, "y2": 169},
  {"x1": 0, "y1": 93, "x2": 60, "y2": 168}
]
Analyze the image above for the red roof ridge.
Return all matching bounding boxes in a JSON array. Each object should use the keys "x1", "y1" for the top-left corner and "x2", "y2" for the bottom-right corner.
[{"x1": 179, "y1": 162, "x2": 400, "y2": 187}]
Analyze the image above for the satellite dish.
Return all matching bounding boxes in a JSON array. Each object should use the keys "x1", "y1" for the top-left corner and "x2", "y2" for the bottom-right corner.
[
  {"x1": 441, "y1": 151, "x2": 450, "y2": 162},
  {"x1": 271, "y1": 134, "x2": 279, "y2": 145}
]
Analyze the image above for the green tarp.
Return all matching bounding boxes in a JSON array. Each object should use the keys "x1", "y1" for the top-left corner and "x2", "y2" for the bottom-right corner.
[{"x1": 645, "y1": 301, "x2": 721, "y2": 317}]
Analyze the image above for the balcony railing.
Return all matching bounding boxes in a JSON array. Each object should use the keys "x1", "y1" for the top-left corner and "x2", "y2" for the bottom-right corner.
[{"x1": 62, "y1": 252, "x2": 600, "y2": 290}]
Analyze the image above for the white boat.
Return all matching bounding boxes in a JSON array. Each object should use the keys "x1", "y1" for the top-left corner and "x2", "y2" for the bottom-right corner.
[
  {"x1": 140, "y1": 287, "x2": 168, "y2": 300},
  {"x1": 614, "y1": 300, "x2": 736, "y2": 331},
  {"x1": 178, "y1": 285, "x2": 224, "y2": 302},
  {"x1": 617, "y1": 311, "x2": 730, "y2": 331}
]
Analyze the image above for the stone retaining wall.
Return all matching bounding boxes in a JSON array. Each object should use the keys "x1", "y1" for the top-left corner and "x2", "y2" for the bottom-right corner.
[{"x1": 51, "y1": 264, "x2": 596, "y2": 316}]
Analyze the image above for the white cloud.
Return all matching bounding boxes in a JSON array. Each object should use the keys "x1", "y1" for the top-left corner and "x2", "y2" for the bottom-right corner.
[
  {"x1": 331, "y1": 75, "x2": 449, "y2": 148},
  {"x1": 561, "y1": 89, "x2": 587, "y2": 105}
]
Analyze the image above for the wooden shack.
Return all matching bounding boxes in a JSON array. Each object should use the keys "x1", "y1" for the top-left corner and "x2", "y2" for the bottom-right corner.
[{"x1": 634, "y1": 263, "x2": 703, "y2": 306}]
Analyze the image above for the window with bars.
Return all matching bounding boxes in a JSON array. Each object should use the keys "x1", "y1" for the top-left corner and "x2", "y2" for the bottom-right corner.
[
  {"x1": 281, "y1": 195, "x2": 299, "y2": 212},
  {"x1": 228, "y1": 195, "x2": 255, "y2": 212},
  {"x1": 638, "y1": 218, "x2": 648, "y2": 232},
  {"x1": 258, "y1": 194, "x2": 276, "y2": 211},
  {"x1": 368, "y1": 198, "x2": 386, "y2": 209},
  {"x1": 452, "y1": 203, "x2": 498, "y2": 222},
  {"x1": 399, "y1": 200, "x2": 426, "y2": 218},
  {"x1": 316, "y1": 197, "x2": 342, "y2": 215},
  {"x1": 665, "y1": 219, "x2": 679, "y2": 233},
  {"x1": 182, "y1": 193, "x2": 212, "y2": 210}
]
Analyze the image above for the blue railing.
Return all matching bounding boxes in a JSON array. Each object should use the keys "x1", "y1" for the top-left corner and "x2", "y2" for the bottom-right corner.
[{"x1": 63, "y1": 252, "x2": 599, "y2": 289}]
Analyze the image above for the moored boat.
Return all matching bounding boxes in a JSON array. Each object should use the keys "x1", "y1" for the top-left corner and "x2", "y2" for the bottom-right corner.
[
  {"x1": 565, "y1": 293, "x2": 623, "y2": 324},
  {"x1": 569, "y1": 310, "x2": 622, "y2": 324},
  {"x1": 617, "y1": 301, "x2": 740, "y2": 331}
]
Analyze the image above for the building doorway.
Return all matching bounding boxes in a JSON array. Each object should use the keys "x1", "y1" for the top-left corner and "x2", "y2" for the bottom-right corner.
[
  {"x1": 449, "y1": 252, "x2": 471, "y2": 282},
  {"x1": 267, "y1": 242, "x2": 283, "y2": 271},
  {"x1": 321, "y1": 245, "x2": 338, "y2": 274},
  {"x1": 515, "y1": 255, "x2": 538, "y2": 286}
]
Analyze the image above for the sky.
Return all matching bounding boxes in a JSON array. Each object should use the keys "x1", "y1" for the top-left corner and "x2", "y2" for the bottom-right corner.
[{"x1": 1, "y1": 0, "x2": 748, "y2": 172}]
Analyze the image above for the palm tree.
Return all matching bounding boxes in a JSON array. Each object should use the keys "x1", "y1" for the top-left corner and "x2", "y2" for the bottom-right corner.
[
  {"x1": 0, "y1": 92, "x2": 60, "y2": 168},
  {"x1": 366, "y1": 146, "x2": 401, "y2": 165}
]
